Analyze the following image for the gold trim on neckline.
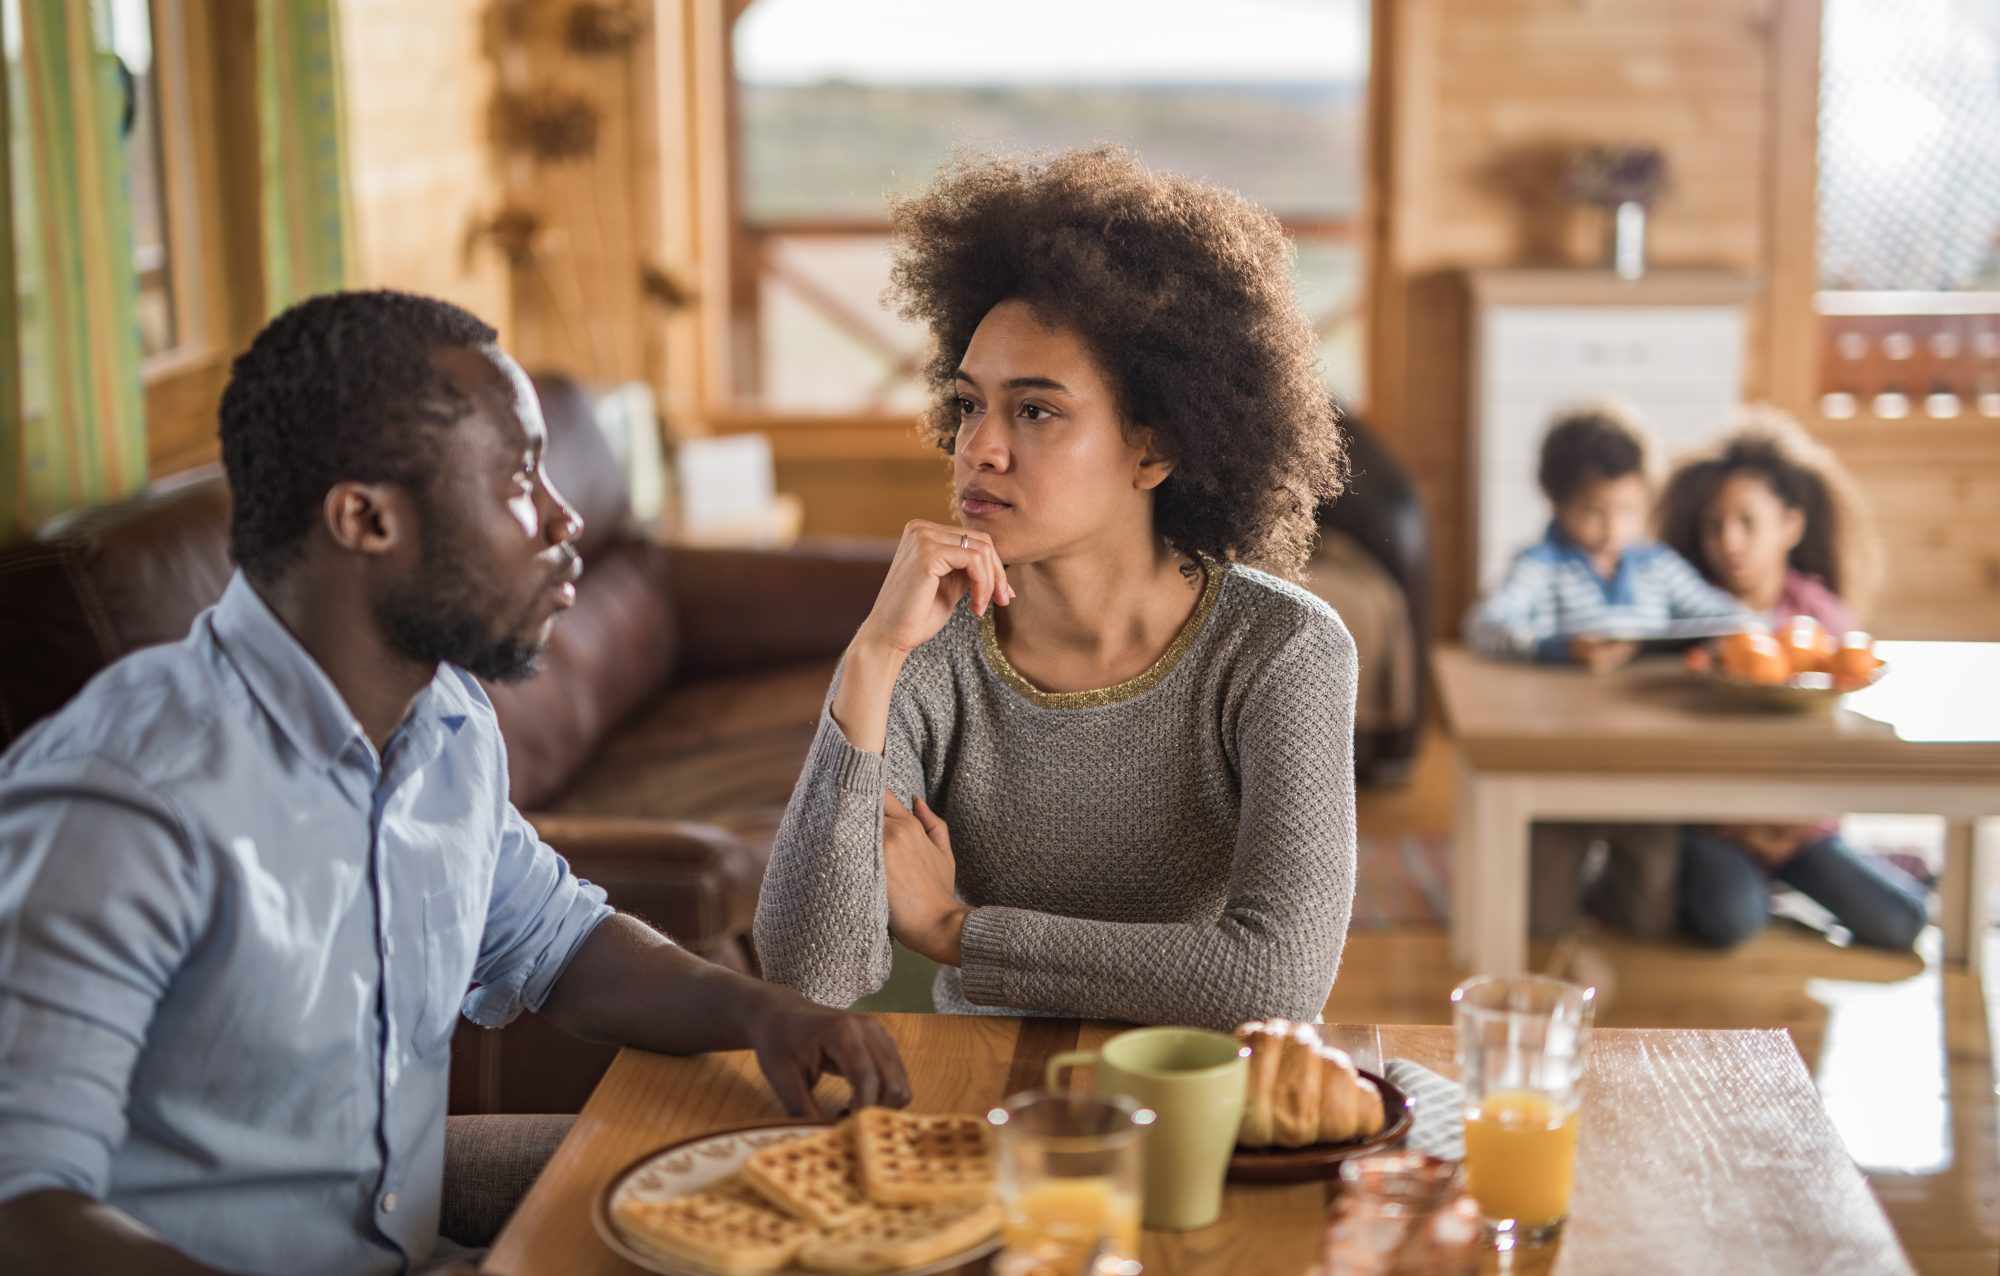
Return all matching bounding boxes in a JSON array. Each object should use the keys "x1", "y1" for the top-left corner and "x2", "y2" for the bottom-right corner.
[{"x1": 979, "y1": 561, "x2": 1223, "y2": 709}]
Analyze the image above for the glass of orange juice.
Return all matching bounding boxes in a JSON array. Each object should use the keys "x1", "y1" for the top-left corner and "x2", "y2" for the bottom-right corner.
[
  {"x1": 988, "y1": 1090, "x2": 1153, "y2": 1276},
  {"x1": 1450, "y1": 974, "x2": 1596, "y2": 1244}
]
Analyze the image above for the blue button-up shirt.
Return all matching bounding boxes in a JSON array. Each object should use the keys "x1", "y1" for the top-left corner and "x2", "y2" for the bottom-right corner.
[{"x1": 0, "y1": 573, "x2": 612, "y2": 1274}]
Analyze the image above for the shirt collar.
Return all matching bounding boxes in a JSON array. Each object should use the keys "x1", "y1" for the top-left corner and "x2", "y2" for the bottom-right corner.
[
  {"x1": 1542, "y1": 520, "x2": 1635, "y2": 565},
  {"x1": 210, "y1": 572, "x2": 465, "y2": 773}
]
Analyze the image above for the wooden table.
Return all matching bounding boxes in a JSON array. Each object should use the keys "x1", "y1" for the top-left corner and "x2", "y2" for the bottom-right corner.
[
  {"x1": 1432, "y1": 642, "x2": 2000, "y2": 976},
  {"x1": 486, "y1": 1014, "x2": 1913, "y2": 1275}
]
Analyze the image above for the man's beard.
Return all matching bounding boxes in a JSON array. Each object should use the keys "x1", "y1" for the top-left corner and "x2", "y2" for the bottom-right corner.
[{"x1": 374, "y1": 500, "x2": 550, "y2": 684}]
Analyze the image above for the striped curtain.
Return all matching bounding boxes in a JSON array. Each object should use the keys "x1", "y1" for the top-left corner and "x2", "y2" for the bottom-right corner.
[
  {"x1": 0, "y1": 0, "x2": 147, "y2": 538},
  {"x1": 257, "y1": 0, "x2": 351, "y2": 312}
]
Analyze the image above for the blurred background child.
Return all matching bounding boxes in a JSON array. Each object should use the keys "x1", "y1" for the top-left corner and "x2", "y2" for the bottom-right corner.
[
  {"x1": 1468, "y1": 404, "x2": 1746, "y2": 674},
  {"x1": 1657, "y1": 410, "x2": 1926, "y2": 951},
  {"x1": 1474, "y1": 405, "x2": 1749, "y2": 941}
]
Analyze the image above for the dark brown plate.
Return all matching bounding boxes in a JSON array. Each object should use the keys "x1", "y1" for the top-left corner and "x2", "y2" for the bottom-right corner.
[{"x1": 1225, "y1": 1069, "x2": 1414, "y2": 1184}]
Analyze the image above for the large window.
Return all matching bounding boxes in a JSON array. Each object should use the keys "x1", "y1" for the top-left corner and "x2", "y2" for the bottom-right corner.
[
  {"x1": 107, "y1": 0, "x2": 178, "y2": 358},
  {"x1": 726, "y1": 0, "x2": 1370, "y2": 416},
  {"x1": 1816, "y1": 0, "x2": 2000, "y2": 422}
]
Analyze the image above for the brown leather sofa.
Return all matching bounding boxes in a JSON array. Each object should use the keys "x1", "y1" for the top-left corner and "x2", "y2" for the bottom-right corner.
[{"x1": 0, "y1": 371, "x2": 891, "y2": 1114}]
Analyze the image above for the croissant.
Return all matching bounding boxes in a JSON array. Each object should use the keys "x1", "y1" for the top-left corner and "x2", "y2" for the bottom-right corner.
[{"x1": 1234, "y1": 1019, "x2": 1386, "y2": 1148}]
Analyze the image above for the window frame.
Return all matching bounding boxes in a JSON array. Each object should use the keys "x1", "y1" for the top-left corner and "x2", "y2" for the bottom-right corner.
[
  {"x1": 655, "y1": 0, "x2": 1373, "y2": 442},
  {"x1": 1767, "y1": 0, "x2": 2000, "y2": 446},
  {"x1": 138, "y1": 0, "x2": 262, "y2": 475}
]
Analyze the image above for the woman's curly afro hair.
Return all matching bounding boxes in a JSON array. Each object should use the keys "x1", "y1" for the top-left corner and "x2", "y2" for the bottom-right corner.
[{"x1": 886, "y1": 146, "x2": 1345, "y2": 577}]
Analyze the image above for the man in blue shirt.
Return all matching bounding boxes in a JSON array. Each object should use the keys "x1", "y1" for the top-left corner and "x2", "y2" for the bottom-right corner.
[{"x1": 0, "y1": 291, "x2": 910, "y2": 1275}]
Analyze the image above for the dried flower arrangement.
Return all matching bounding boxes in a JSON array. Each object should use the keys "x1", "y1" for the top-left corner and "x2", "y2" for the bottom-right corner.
[
  {"x1": 1565, "y1": 145, "x2": 1670, "y2": 209},
  {"x1": 566, "y1": 1, "x2": 648, "y2": 56}
]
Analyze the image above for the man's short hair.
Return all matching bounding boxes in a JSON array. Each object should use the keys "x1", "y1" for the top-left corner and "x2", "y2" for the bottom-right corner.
[
  {"x1": 1536, "y1": 405, "x2": 1653, "y2": 505},
  {"x1": 218, "y1": 289, "x2": 499, "y2": 582}
]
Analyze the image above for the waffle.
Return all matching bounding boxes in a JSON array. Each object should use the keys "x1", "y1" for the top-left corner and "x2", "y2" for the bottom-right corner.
[
  {"x1": 851, "y1": 1107, "x2": 996, "y2": 1206},
  {"x1": 798, "y1": 1198, "x2": 1003, "y2": 1275},
  {"x1": 740, "y1": 1124, "x2": 873, "y2": 1229},
  {"x1": 612, "y1": 1175, "x2": 815, "y2": 1275}
]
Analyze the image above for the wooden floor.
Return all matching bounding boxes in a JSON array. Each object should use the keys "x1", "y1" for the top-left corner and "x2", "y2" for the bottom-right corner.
[{"x1": 1343, "y1": 732, "x2": 2000, "y2": 1275}]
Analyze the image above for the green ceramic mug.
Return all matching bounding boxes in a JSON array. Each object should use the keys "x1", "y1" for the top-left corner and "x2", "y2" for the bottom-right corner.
[{"x1": 1045, "y1": 1026, "x2": 1250, "y2": 1231}]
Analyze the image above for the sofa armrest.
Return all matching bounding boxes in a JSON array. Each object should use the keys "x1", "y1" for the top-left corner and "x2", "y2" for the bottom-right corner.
[
  {"x1": 529, "y1": 813, "x2": 764, "y2": 954},
  {"x1": 662, "y1": 539, "x2": 895, "y2": 678}
]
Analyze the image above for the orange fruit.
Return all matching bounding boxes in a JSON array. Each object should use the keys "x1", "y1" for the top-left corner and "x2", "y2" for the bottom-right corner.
[
  {"x1": 1782, "y1": 617, "x2": 1836, "y2": 673},
  {"x1": 1716, "y1": 630, "x2": 1767, "y2": 676},
  {"x1": 1684, "y1": 646, "x2": 1714, "y2": 673},
  {"x1": 1720, "y1": 631, "x2": 1790, "y2": 683},
  {"x1": 1741, "y1": 636, "x2": 1793, "y2": 685},
  {"x1": 1830, "y1": 631, "x2": 1880, "y2": 688}
]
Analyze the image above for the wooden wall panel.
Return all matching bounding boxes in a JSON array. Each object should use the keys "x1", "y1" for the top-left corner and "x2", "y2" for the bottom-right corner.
[
  {"x1": 496, "y1": 16, "x2": 653, "y2": 385},
  {"x1": 776, "y1": 456, "x2": 950, "y2": 541},
  {"x1": 340, "y1": 0, "x2": 511, "y2": 331},
  {"x1": 1373, "y1": 0, "x2": 1781, "y2": 634},
  {"x1": 1824, "y1": 430, "x2": 2000, "y2": 638}
]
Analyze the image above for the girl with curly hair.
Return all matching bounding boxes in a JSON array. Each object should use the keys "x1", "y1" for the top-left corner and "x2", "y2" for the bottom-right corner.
[
  {"x1": 1657, "y1": 409, "x2": 1924, "y2": 951},
  {"x1": 753, "y1": 148, "x2": 1355, "y2": 1028}
]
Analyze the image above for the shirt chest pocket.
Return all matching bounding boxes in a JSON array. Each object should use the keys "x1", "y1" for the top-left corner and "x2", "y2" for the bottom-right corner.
[{"x1": 417, "y1": 887, "x2": 480, "y2": 1059}]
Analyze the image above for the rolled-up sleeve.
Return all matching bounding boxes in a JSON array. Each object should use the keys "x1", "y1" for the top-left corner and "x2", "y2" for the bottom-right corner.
[
  {"x1": 460, "y1": 802, "x2": 611, "y2": 1029},
  {"x1": 0, "y1": 758, "x2": 208, "y2": 1202}
]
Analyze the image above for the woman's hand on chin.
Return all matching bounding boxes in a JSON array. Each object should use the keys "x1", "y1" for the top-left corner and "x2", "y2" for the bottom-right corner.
[
  {"x1": 855, "y1": 520, "x2": 1013, "y2": 659},
  {"x1": 882, "y1": 791, "x2": 970, "y2": 966},
  {"x1": 835, "y1": 521, "x2": 1010, "y2": 755}
]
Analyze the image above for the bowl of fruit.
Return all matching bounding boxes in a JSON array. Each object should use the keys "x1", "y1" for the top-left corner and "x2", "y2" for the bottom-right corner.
[{"x1": 1684, "y1": 617, "x2": 1885, "y2": 712}]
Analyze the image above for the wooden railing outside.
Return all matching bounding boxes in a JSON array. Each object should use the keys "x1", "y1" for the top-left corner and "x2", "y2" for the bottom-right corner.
[{"x1": 736, "y1": 215, "x2": 1362, "y2": 412}]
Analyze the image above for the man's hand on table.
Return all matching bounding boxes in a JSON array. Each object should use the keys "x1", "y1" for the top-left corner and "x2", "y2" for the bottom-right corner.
[
  {"x1": 541, "y1": 913, "x2": 912, "y2": 1119},
  {"x1": 745, "y1": 998, "x2": 912, "y2": 1119}
]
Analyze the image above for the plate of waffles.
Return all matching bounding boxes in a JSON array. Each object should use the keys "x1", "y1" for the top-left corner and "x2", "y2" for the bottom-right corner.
[{"x1": 594, "y1": 1108, "x2": 1002, "y2": 1276}]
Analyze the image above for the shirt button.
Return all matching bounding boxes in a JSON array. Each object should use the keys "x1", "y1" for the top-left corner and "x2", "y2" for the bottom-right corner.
[{"x1": 381, "y1": 1191, "x2": 399, "y2": 1214}]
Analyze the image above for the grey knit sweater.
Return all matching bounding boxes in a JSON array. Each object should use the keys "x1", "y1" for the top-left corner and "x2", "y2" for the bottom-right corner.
[{"x1": 752, "y1": 562, "x2": 1358, "y2": 1030}]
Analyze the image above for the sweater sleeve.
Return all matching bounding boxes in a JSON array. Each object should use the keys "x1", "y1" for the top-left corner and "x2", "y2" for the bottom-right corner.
[
  {"x1": 1465, "y1": 551, "x2": 1565, "y2": 661},
  {"x1": 954, "y1": 614, "x2": 1358, "y2": 1030},
  {"x1": 752, "y1": 654, "x2": 931, "y2": 1008}
]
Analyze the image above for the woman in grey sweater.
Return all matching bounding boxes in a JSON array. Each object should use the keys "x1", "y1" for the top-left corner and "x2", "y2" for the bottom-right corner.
[{"x1": 753, "y1": 148, "x2": 1356, "y2": 1030}]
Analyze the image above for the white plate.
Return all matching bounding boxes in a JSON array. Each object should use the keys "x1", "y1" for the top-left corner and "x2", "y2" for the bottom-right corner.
[{"x1": 593, "y1": 1121, "x2": 1003, "y2": 1276}]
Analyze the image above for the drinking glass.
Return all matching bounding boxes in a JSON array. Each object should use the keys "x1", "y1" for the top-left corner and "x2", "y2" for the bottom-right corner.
[
  {"x1": 988, "y1": 1090, "x2": 1152, "y2": 1276},
  {"x1": 1450, "y1": 974, "x2": 1596, "y2": 1243}
]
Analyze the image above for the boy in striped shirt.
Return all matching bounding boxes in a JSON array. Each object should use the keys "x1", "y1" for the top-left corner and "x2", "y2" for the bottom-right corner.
[{"x1": 1468, "y1": 405, "x2": 1747, "y2": 672}]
